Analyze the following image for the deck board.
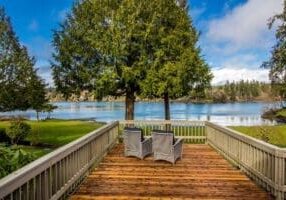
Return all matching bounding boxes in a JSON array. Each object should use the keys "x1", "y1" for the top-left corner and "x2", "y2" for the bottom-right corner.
[{"x1": 70, "y1": 144, "x2": 272, "y2": 200}]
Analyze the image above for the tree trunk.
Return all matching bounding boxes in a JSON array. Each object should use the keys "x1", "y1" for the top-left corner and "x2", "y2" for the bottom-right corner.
[
  {"x1": 125, "y1": 90, "x2": 135, "y2": 121},
  {"x1": 164, "y1": 93, "x2": 171, "y2": 131},
  {"x1": 36, "y1": 111, "x2": 39, "y2": 121}
]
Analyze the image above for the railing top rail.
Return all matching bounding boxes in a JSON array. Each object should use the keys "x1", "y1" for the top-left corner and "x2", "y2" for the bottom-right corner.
[
  {"x1": 0, "y1": 121, "x2": 119, "y2": 194},
  {"x1": 120, "y1": 120, "x2": 205, "y2": 124},
  {"x1": 205, "y1": 121, "x2": 286, "y2": 155}
]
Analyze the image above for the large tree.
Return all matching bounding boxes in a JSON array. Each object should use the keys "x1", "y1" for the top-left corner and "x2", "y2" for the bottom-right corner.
[
  {"x1": 28, "y1": 73, "x2": 49, "y2": 120},
  {"x1": 263, "y1": 1, "x2": 286, "y2": 100},
  {"x1": 140, "y1": 0, "x2": 212, "y2": 121},
  {"x1": 52, "y1": 0, "x2": 212, "y2": 121},
  {"x1": 52, "y1": 1, "x2": 102, "y2": 99},
  {"x1": 0, "y1": 7, "x2": 46, "y2": 112},
  {"x1": 52, "y1": 0, "x2": 159, "y2": 120},
  {"x1": 93, "y1": 0, "x2": 162, "y2": 120}
]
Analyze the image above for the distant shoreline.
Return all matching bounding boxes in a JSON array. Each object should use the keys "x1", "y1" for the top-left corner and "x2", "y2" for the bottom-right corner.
[{"x1": 49, "y1": 98, "x2": 278, "y2": 104}]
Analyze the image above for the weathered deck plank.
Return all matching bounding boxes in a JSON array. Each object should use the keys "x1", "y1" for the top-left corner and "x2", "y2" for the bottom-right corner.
[{"x1": 70, "y1": 144, "x2": 272, "y2": 200}]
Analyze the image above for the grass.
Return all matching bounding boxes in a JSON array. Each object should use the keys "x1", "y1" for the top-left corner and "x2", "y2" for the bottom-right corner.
[
  {"x1": 19, "y1": 145, "x2": 53, "y2": 158},
  {"x1": 0, "y1": 119, "x2": 103, "y2": 159},
  {"x1": 277, "y1": 108, "x2": 286, "y2": 117},
  {"x1": 230, "y1": 125, "x2": 286, "y2": 148},
  {"x1": 0, "y1": 119, "x2": 103, "y2": 147}
]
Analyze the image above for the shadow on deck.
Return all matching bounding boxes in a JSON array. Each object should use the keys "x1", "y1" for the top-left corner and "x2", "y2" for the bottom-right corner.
[{"x1": 70, "y1": 144, "x2": 272, "y2": 199}]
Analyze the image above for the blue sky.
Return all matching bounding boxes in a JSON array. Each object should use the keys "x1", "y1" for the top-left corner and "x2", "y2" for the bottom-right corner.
[{"x1": 0, "y1": 0, "x2": 283, "y2": 85}]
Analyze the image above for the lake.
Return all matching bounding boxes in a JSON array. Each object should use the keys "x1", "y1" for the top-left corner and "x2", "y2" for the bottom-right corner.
[{"x1": 0, "y1": 101, "x2": 278, "y2": 126}]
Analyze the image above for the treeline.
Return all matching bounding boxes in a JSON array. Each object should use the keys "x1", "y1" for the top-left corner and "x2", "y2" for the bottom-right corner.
[
  {"x1": 190, "y1": 80, "x2": 274, "y2": 103},
  {"x1": 214, "y1": 80, "x2": 270, "y2": 102},
  {"x1": 46, "y1": 80, "x2": 276, "y2": 103}
]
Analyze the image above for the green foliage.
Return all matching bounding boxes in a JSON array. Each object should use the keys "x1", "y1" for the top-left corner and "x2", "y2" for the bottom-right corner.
[
  {"x1": 140, "y1": 1, "x2": 212, "y2": 99},
  {"x1": 0, "y1": 145, "x2": 34, "y2": 178},
  {"x1": 231, "y1": 125, "x2": 286, "y2": 147},
  {"x1": 6, "y1": 119, "x2": 31, "y2": 145},
  {"x1": 0, "y1": 128, "x2": 9, "y2": 143},
  {"x1": 277, "y1": 108, "x2": 286, "y2": 117},
  {"x1": 52, "y1": 0, "x2": 212, "y2": 120},
  {"x1": 138, "y1": 0, "x2": 212, "y2": 119},
  {"x1": 0, "y1": 120, "x2": 103, "y2": 147},
  {"x1": 0, "y1": 119, "x2": 102, "y2": 178},
  {"x1": 52, "y1": 0, "x2": 104, "y2": 99},
  {"x1": 222, "y1": 80, "x2": 264, "y2": 102},
  {"x1": 212, "y1": 90, "x2": 227, "y2": 103},
  {"x1": 262, "y1": 2, "x2": 286, "y2": 99},
  {"x1": 28, "y1": 74, "x2": 49, "y2": 120},
  {"x1": 0, "y1": 7, "x2": 47, "y2": 113},
  {"x1": 42, "y1": 104, "x2": 58, "y2": 119}
]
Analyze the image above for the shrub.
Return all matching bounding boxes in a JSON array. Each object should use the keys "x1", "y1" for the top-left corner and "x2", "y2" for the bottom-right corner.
[
  {"x1": 0, "y1": 128, "x2": 9, "y2": 143},
  {"x1": 6, "y1": 119, "x2": 31, "y2": 145},
  {"x1": 0, "y1": 145, "x2": 34, "y2": 178},
  {"x1": 212, "y1": 90, "x2": 228, "y2": 103}
]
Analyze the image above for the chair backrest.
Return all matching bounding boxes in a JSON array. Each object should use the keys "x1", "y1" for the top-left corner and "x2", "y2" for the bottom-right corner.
[
  {"x1": 152, "y1": 130, "x2": 174, "y2": 155},
  {"x1": 124, "y1": 127, "x2": 143, "y2": 151}
]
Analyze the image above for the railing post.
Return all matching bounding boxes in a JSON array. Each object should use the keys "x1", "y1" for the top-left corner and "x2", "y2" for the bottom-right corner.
[{"x1": 274, "y1": 150, "x2": 285, "y2": 199}]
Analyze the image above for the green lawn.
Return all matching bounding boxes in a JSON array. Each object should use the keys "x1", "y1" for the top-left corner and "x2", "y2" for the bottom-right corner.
[
  {"x1": 230, "y1": 125, "x2": 286, "y2": 148},
  {"x1": 0, "y1": 119, "x2": 103, "y2": 147},
  {"x1": 0, "y1": 119, "x2": 103, "y2": 159},
  {"x1": 277, "y1": 109, "x2": 286, "y2": 117}
]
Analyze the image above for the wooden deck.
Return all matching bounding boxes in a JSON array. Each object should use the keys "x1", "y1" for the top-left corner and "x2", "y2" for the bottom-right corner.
[{"x1": 70, "y1": 144, "x2": 272, "y2": 200}]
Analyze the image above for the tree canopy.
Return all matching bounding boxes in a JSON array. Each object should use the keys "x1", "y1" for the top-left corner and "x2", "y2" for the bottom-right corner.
[
  {"x1": 52, "y1": 1, "x2": 103, "y2": 99},
  {"x1": 263, "y1": 1, "x2": 286, "y2": 99},
  {"x1": 52, "y1": 0, "x2": 212, "y2": 120},
  {"x1": 0, "y1": 7, "x2": 47, "y2": 112},
  {"x1": 139, "y1": 0, "x2": 212, "y2": 120}
]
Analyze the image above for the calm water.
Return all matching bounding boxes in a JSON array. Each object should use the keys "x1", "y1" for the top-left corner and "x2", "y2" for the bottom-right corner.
[{"x1": 0, "y1": 101, "x2": 277, "y2": 126}]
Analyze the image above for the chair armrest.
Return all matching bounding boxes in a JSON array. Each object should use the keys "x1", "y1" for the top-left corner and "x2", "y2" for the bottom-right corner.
[
  {"x1": 173, "y1": 138, "x2": 183, "y2": 147},
  {"x1": 142, "y1": 137, "x2": 152, "y2": 144},
  {"x1": 173, "y1": 138, "x2": 183, "y2": 161},
  {"x1": 141, "y1": 137, "x2": 152, "y2": 157}
]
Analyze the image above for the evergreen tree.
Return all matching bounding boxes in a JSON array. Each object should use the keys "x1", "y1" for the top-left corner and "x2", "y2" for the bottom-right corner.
[
  {"x1": 229, "y1": 81, "x2": 236, "y2": 101},
  {"x1": 224, "y1": 80, "x2": 230, "y2": 96},
  {"x1": 95, "y1": 0, "x2": 157, "y2": 120},
  {"x1": 52, "y1": 0, "x2": 212, "y2": 121},
  {"x1": 140, "y1": 0, "x2": 212, "y2": 121},
  {"x1": 28, "y1": 73, "x2": 49, "y2": 120},
  {"x1": 52, "y1": 0, "x2": 152, "y2": 120},
  {"x1": 0, "y1": 7, "x2": 46, "y2": 112},
  {"x1": 52, "y1": 1, "x2": 102, "y2": 99},
  {"x1": 263, "y1": 1, "x2": 286, "y2": 99}
]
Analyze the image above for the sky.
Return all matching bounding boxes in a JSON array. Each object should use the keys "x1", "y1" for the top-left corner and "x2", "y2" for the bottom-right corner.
[{"x1": 0, "y1": 0, "x2": 284, "y2": 85}]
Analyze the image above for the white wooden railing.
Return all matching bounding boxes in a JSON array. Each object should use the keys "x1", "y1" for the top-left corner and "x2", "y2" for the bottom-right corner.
[
  {"x1": 121, "y1": 120, "x2": 286, "y2": 199},
  {"x1": 206, "y1": 121, "x2": 286, "y2": 199},
  {"x1": 120, "y1": 120, "x2": 206, "y2": 143},
  {"x1": 1, "y1": 120, "x2": 285, "y2": 199},
  {"x1": 0, "y1": 121, "x2": 119, "y2": 200}
]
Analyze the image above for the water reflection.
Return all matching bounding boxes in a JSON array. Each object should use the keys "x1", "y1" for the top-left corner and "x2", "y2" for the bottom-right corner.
[{"x1": 0, "y1": 101, "x2": 277, "y2": 126}]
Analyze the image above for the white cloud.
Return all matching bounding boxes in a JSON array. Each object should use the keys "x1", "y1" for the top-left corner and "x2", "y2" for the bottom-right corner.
[
  {"x1": 28, "y1": 20, "x2": 39, "y2": 31},
  {"x1": 212, "y1": 67, "x2": 269, "y2": 85},
  {"x1": 210, "y1": 53, "x2": 269, "y2": 85},
  {"x1": 200, "y1": 0, "x2": 283, "y2": 85},
  {"x1": 206, "y1": 0, "x2": 283, "y2": 51}
]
